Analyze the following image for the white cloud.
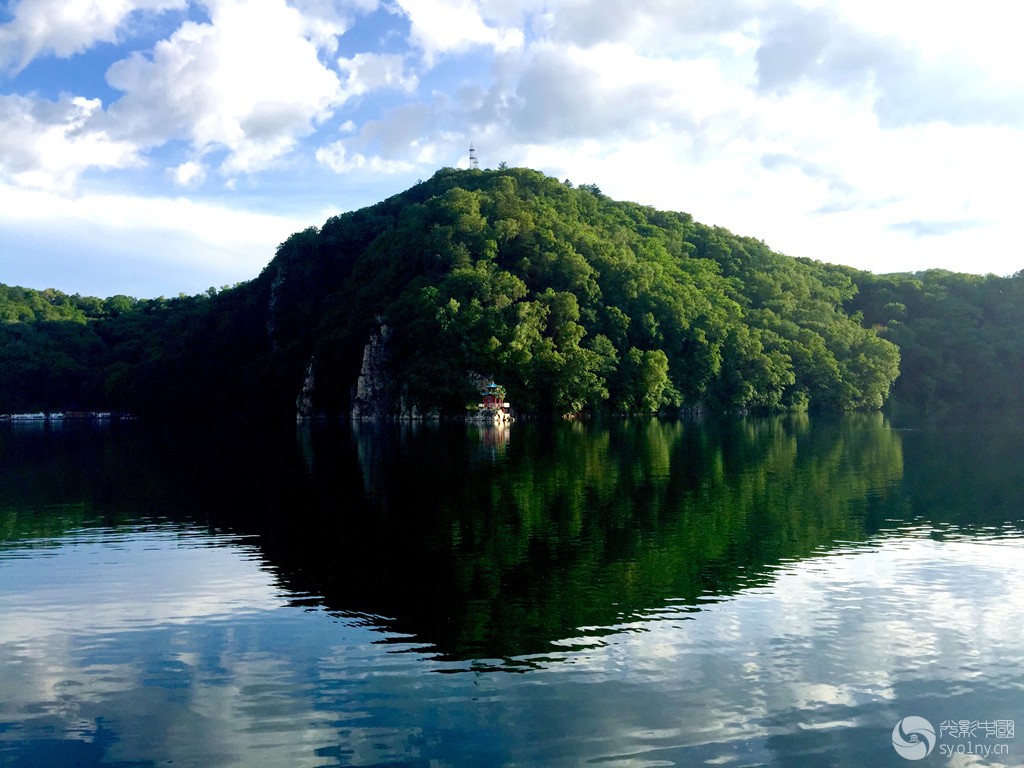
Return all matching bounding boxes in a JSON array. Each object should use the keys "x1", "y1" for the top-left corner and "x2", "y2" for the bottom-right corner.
[
  {"x1": 337, "y1": 52, "x2": 418, "y2": 100},
  {"x1": 753, "y1": 4, "x2": 1024, "y2": 129},
  {"x1": 393, "y1": 0, "x2": 1022, "y2": 276},
  {"x1": 106, "y1": 0, "x2": 346, "y2": 176},
  {"x1": 171, "y1": 159, "x2": 207, "y2": 186},
  {"x1": 539, "y1": 0, "x2": 760, "y2": 52},
  {"x1": 288, "y1": 0, "x2": 378, "y2": 53},
  {"x1": 349, "y1": 101, "x2": 438, "y2": 156},
  {"x1": 0, "y1": 0, "x2": 186, "y2": 72},
  {"x1": 4, "y1": 0, "x2": 1024, "y2": 288},
  {"x1": 0, "y1": 182, "x2": 311, "y2": 294},
  {"x1": 316, "y1": 142, "x2": 415, "y2": 173},
  {"x1": 834, "y1": 0, "x2": 1024, "y2": 71},
  {"x1": 394, "y1": 0, "x2": 524, "y2": 63},
  {"x1": 0, "y1": 94, "x2": 143, "y2": 190},
  {"x1": 504, "y1": 41, "x2": 749, "y2": 142}
]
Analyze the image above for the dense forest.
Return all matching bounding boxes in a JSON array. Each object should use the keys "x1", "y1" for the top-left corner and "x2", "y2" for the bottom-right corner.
[{"x1": 0, "y1": 167, "x2": 1020, "y2": 419}]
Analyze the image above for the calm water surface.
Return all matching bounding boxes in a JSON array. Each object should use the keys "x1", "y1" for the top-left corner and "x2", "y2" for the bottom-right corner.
[{"x1": 1, "y1": 414, "x2": 1022, "y2": 767}]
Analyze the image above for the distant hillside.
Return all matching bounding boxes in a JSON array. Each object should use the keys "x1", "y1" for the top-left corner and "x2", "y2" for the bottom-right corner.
[
  {"x1": 3, "y1": 167, "x2": 1013, "y2": 420},
  {"x1": 847, "y1": 268, "x2": 1024, "y2": 413}
]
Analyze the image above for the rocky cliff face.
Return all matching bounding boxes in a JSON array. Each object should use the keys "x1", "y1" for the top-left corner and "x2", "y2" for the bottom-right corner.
[
  {"x1": 295, "y1": 358, "x2": 318, "y2": 420},
  {"x1": 293, "y1": 329, "x2": 398, "y2": 421},
  {"x1": 297, "y1": 325, "x2": 451, "y2": 421},
  {"x1": 350, "y1": 326, "x2": 398, "y2": 420}
]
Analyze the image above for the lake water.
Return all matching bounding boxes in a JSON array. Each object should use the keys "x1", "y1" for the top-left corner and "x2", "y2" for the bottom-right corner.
[{"x1": 1, "y1": 414, "x2": 1022, "y2": 767}]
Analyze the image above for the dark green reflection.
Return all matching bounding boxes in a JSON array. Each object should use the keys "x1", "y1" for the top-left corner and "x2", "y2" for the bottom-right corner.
[
  {"x1": 281, "y1": 414, "x2": 906, "y2": 660},
  {"x1": 896, "y1": 418, "x2": 1024, "y2": 533},
  {"x1": 0, "y1": 421, "x2": 298, "y2": 546},
  {"x1": 0, "y1": 414, "x2": 964, "y2": 661}
]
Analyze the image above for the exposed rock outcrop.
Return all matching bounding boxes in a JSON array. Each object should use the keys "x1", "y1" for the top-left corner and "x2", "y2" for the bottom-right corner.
[
  {"x1": 295, "y1": 358, "x2": 318, "y2": 420},
  {"x1": 347, "y1": 326, "x2": 446, "y2": 420},
  {"x1": 295, "y1": 327, "x2": 501, "y2": 422},
  {"x1": 350, "y1": 326, "x2": 398, "y2": 420}
]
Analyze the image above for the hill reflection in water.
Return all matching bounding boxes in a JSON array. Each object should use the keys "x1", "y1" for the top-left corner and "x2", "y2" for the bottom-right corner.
[
  {"x1": 4, "y1": 415, "x2": 1024, "y2": 768},
  {"x1": 2, "y1": 414, "x2": 913, "y2": 659}
]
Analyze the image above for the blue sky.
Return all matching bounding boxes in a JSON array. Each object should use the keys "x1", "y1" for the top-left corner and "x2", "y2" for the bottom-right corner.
[{"x1": 2, "y1": 0, "x2": 1023, "y2": 298}]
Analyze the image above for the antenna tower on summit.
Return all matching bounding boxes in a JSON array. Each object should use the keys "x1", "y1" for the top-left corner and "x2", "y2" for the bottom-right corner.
[{"x1": 469, "y1": 142, "x2": 479, "y2": 169}]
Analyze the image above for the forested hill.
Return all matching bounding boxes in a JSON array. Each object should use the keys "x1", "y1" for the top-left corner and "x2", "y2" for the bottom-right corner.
[{"x1": 0, "y1": 167, "x2": 1017, "y2": 419}]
